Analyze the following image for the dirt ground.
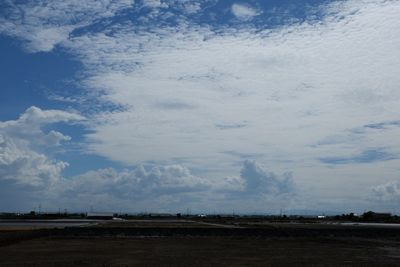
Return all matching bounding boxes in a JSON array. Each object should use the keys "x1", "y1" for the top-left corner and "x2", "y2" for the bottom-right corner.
[
  {"x1": 1, "y1": 236, "x2": 400, "y2": 266},
  {"x1": 2, "y1": 219, "x2": 400, "y2": 266}
]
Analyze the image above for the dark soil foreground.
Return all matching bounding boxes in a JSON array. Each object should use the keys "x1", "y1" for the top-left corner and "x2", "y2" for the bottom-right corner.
[
  {"x1": 1, "y1": 236, "x2": 400, "y2": 266},
  {"x1": 1, "y1": 222, "x2": 400, "y2": 266}
]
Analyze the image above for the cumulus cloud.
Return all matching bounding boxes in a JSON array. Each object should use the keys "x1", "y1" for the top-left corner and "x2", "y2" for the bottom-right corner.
[
  {"x1": 231, "y1": 3, "x2": 261, "y2": 21},
  {"x1": 0, "y1": 107, "x2": 296, "y2": 212},
  {"x1": 0, "y1": 106, "x2": 84, "y2": 187},
  {"x1": 240, "y1": 160, "x2": 294, "y2": 195},
  {"x1": 210, "y1": 160, "x2": 296, "y2": 212},
  {"x1": 49, "y1": 160, "x2": 296, "y2": 212},
  {"x1": 372, "y1": 180, "x2": 400, "y2": 201},
  {"x1": 51, "y1": 164, "x2": 213, "y2": 211},
  {"x1": 0, "y1": 109, "x2": 296, "y2": 213},
  {"x1": 0, "y1": 106, "x2": 84, "y2": 147},
  {"x1": 216, "y1": 160, "x2": 295, "y2": 205},
  {"x1": 0, "y1": 106, "x2": 217, "y2": 210},
  {"x1": 0, "y1": 134, "x2": 68, "y2": 187},
  {"x1": 65, "y1": 164, "x2": 211, "y2": 197}
]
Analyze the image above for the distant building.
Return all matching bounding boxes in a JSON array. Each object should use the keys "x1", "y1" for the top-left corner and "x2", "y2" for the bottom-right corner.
[{"x1": 86, "y1": 212, "x2": 114, "y2": 220}]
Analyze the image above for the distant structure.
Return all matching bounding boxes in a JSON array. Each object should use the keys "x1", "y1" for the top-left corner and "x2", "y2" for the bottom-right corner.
[
  {"x1": 86, "y1": 212, "x2": 114, "y2": 220},
  {"x1": 363, "y1": 211, "x2": 391, "y2": 221}
]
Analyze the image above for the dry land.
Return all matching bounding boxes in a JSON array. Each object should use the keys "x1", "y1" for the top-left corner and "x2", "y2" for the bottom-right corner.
[{"x1": 1, "y1": 218, "x2": 400, "y2": 266}]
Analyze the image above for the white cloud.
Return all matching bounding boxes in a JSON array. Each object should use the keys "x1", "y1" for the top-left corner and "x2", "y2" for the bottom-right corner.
[
  {"x1": 182, "y1": 2, "x2": 202, "y2": 14},
  {"x1": 0, "y1": 109, "x2": 296, "y2": 212},
  {"x1": 0, "y1": 0, "x2": 134, "y2": 52},
  {"x1": 372, "y1": 180, "x2": 400, "y2": 202},
  {"x1": 367, "y1": 179, "x2": 400, "y2": 212},
  {"x1": 0, "y1": 106, "x2": 84, "y2": 187},
  {"x1": 61, "y1": 0, "x2": 400, "y2": 171},
  {"x1": 240, "y1": 160, "x2": 294, "y2": 195},
  {"x1": 47, "y1": 160, "x2": 296, "y2": 213},
  {"x1": 69, "y1": 164, "x2": 211, "y2": 196},
  {"x1": 0, "y1": 106, "x2": 84, "y2": 147},
  {"x1": 52, "y1": 164, "x2": 211, "y2": 211},
  {"x1": 61, "y1": 0, "x2": 400, "y2": 210},
  {"x1": 231, "y1": 3, "x2": 261, "y2": 21},
  {"x1": 0, "y1": 134, "x2": 68, "y2": 187},
  {"x1": 142, "y1": 0, "x2": 168, "y2": 8}
]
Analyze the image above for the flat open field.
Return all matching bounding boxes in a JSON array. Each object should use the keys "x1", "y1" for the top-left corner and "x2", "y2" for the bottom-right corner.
[{"x1": 1, "y1": 218, "x2": 400, "y2": 266}]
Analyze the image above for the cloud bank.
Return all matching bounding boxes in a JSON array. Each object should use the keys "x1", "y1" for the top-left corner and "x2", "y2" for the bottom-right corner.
[{"x1": 0, "y1": 107, "x2": 296, "y2": 212}]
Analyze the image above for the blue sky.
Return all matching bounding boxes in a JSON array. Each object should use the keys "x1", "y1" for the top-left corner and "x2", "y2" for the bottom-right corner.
[{"x1": 1, "y1": 0, "x2": 400, "y2": 214}]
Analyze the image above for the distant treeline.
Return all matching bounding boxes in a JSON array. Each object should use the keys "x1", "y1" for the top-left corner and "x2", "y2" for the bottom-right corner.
[
  {"x1": 0, "y1": 210, "x2": 399, "y2": 223},
  {"x1": 332, "y1": 211, "x2": 399, "y2": 223},
  {"x1": 0, "y1": 211, "x2": 86, "y2": 220}
]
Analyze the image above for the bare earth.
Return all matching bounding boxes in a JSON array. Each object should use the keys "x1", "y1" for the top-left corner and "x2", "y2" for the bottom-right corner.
[{"x1": 1, "y1": 219, "x2": 400, "y2": 266}]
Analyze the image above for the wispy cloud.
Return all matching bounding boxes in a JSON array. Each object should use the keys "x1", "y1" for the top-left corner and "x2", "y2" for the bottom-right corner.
[
  {"x1": 364, "y1": 121, "x2": 400, "y2": 130},
  {"x1": 142, "y1": 0, "x2": 168, "y2": 9},
  {"x1": 57, "y1": 0, "x2": 400, "y2": 173},
  {"x1": 216, "y1": 123, "x2": 247, "y2": 130},
  {"x1": 231, "y1": 3, "x2": 261, "y2": 21},
  {"x1": 0, "y1": 0, "x2": 134, "y2": 52},
  {"x1": 320, "y1": 149, "x2": 397, "y2": 165}
]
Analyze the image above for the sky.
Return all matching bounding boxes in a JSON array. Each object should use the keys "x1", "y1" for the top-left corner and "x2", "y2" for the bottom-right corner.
[{"x1": 1, "y1": 0, "x2": 400, "y2": 214}]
